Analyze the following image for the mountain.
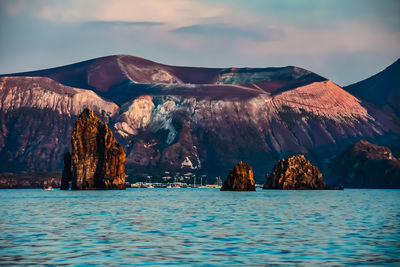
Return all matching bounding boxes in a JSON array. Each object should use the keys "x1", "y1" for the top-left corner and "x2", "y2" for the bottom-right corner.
[
  {"x1": 345, "y1": 58, "x2": 400, "y2": 117},
  {"x1": 0, "y1": 76, "x2": 117, "y2": 172},
  {"x1": 326, "y1": 140, "x2": 400, "y2": 188},
  {"x1": 1, "y1": 55, "x2": 399, "y2": 182}
]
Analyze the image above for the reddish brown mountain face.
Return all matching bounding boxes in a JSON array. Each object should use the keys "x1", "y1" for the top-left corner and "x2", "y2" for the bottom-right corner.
[
  {"x1": 0, "y1": 55, "x2": 399, "y2": 185},
  {"x1": 4, "y1": 55, "x2": 326, "y2": 100}
]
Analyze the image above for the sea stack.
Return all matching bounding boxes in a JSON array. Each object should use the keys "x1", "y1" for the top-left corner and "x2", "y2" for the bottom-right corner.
[
  {"x1": 221, "y1": 162, "x2": 256, "y2": 191},
  {"x1": 263, "y1": 155, "x2": 327, "y2": 190},
  {"x1": 61, "y1": 109, "x2": 126, "y2": 190}
]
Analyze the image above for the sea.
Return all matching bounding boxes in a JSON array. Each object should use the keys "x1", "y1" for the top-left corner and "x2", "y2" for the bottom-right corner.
[{"x1": 0, "y1": 188, "x2": 399, "y2": 266}]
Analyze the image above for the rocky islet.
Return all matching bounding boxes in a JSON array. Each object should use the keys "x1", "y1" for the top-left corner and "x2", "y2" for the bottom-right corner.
[
  {"x1": 221, "y1": 161, "x2": 256, "y2": 191},
  {"x1": 263, "y1": 155, "x2": 327, "y2": 190},
  {"x1": 61, "y1": 109, "x2": 126, "y2": 190}
]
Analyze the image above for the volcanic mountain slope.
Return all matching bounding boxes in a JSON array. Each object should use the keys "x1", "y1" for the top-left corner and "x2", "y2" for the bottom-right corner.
[
  {"x1": 4, "y1": 55, "x2": 326, "y2": 104},
  {"x1": 345, "y1": 58, "x2": 400, "y2": 117},
  {"x1": 0, "y1": 76, "x2": 118, "y2": 172},
  {"x1": 0, "y1": 55, "x2": 399, "y2": 181}
]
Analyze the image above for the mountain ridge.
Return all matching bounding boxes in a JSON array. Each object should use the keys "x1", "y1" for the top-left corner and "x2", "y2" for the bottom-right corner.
[
  {"x1": 0, "y1": 55, "x2": 399, "y2": 184},
  {"x1": 345, "y1": 58, "x2": 400, "y2": 117},
  {"x1": 1, "y1": 55, "x2": 327, "y2": 99}
]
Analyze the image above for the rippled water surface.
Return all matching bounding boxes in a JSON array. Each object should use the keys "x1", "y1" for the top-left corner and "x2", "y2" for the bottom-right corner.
[{"x1": 0, "y1": 189, "x2": 399, "y2": 266}]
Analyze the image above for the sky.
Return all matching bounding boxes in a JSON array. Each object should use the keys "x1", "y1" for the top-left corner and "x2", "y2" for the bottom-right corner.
[{"x1": 0, "y1": 0, "x2": 399, "y2": 86}]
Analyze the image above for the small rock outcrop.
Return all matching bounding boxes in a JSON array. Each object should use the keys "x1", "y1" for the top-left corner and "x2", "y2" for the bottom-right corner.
[
  {"x1": 61, "y1": 109, "x2": 126, "y2": 190},
  {"x1": 263, "y1": 155, "x2": 327, "y2": 190},
  {"x1": 326, "y1": 140, "x2": 400, "y2": 188},
  {"x1": 220, "y1": 162, "x2": 256, "y2": 191}
]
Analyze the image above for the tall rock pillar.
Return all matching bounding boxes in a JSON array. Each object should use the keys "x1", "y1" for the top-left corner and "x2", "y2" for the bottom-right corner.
[{"x1": 62, "y1": 108, "x2": 126, "y2": 190}]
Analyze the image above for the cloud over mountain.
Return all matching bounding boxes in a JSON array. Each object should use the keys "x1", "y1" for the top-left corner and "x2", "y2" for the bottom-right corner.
[{"x1": 0, "y1": 0, "x2": 399, "y2": 85}]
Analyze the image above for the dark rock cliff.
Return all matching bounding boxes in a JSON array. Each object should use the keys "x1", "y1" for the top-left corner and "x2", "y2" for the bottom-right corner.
[
  {"x1": 62, "y1": 109, "x2": 126, "y2": 190},
  {"x1": 61, "y1": 152, "x2": 72, "y2": 190},
  {"x1": 326, "y1": 140, "x2": 400, "y2": 188},
  {"x1": 263, "y1": 155, "x2": 327, "y2": 189},
  {"x1": 221, "y1": 162, "x2": 256, "y2": 191}
]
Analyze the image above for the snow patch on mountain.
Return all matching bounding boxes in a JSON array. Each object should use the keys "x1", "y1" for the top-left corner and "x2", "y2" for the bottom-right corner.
[
  {"x1": 147, "y1": 97, "x2": 181, "y2": 144},
  {"x1": 114, "y1": 95, "x2": 154, "y2": 137},
  {"x1": 0, "y1": 77, "x2": 118, "y2": 116},
  {"x1": 181, "y1": 156, "x2": 195, "y2": 169}
]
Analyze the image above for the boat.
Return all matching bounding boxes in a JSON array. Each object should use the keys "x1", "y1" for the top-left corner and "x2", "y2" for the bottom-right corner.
[
  {"x1": 198, "y1": 184, "x2": 221, "y2": 189},
  {"x1": 43, "y1": 186, "x2": 54, "y2": 190},
  {"x1": 142, "y1": 183, "x2": 154, "y2": 188},
  {"x1": 130, "y1": 183, "x2": 141, "y2": 188}
]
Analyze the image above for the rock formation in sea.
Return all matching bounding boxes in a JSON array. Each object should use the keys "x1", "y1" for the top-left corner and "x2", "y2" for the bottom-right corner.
[
  {"x1": 263, "y1": 154, "x2": 327, "y2": 189},
  {"x1": 61, "y1": 108, "x2": 126, "y2": 190},
  {"x1": 326, "y1": 140, "x2": 400, "y2": 188},
  {"x1": 220, "y1": 162, "x2": 256, "y2": 191}
]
